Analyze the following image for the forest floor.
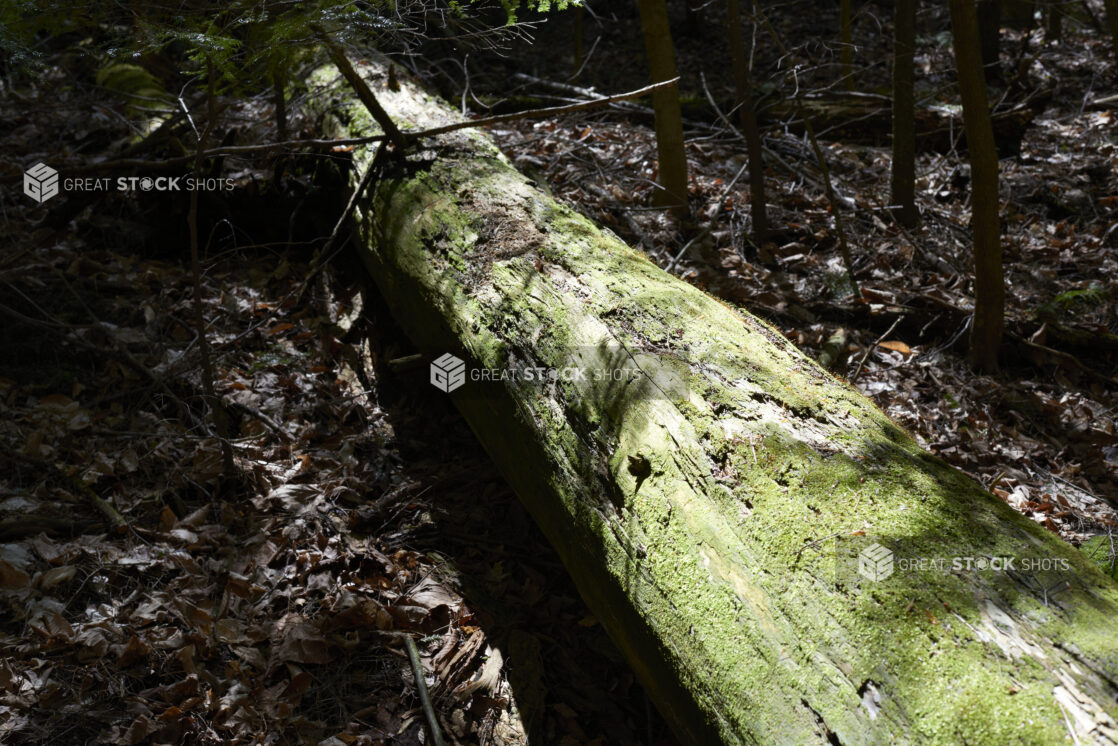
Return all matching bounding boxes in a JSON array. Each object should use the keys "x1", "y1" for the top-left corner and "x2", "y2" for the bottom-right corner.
[
  {"x1": 477, "y1": 0, "x2": 1118, "y2": 545},
  {"x1": 1, "y1": 2, "x2": 1117, "y2": 745}
]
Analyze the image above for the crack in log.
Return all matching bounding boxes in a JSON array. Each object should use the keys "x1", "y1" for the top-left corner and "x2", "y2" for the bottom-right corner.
[{"x1": 801, "y1": 698, "x2": 844, "y2": 745}]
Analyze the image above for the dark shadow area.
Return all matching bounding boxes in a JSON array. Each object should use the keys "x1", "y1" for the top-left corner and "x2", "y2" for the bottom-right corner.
[{"x1": 339, "y1": 246, "x2": 678, "y2": 745}]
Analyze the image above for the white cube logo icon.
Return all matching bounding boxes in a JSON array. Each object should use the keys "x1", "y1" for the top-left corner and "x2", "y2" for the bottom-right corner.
[
  {"x1": 858, "y1": 543, "x2": 894, "y2": 582},
  {"x1": 430, "y1": 353, "x2": 466, "y2": 393},
  {"x1": 24, "y1": 162, "x2": 59, "y2": 203}
]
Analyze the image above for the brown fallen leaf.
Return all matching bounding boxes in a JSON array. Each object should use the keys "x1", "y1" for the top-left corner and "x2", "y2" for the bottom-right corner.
[
  {"x1": 878, "y1": 340, "x2": 912, "y2": 355},
  {"x1": 74, "y1": 626, "x2": 111, "y2": 661},
  {"x1": 115, "y1": 634, "x2": 151, "y2": 667},
  {"x1": 159, "y1": 705, "x2": 183, "y2": 722},
  {"x1": 29, "y1": 535, "x2": 65, "y2": 563},
  {"x1": 328, "y1": 599, "x2": 389, "y2": 631},
  {"x1": 177, "y1": 504, "x2": 211, "y2": 528},
  {"x1": 123, "y1": 716, "x2": 155, "y2": 745},
  {"x1": 37, "y1": 564, "x2": 76, "y2": 590},
  {"x1": 225, "y1": 573, "x2": 264, "y2": 600},
  {"x1": 0, "y1": 559, "x2": 30, "y2": 589},
  {"x1": 386, "y1": 603, "x2": 432, "y2": 630},
  {"x1": 173, "y1": 599, "x2": 213, "y2": 635},
  {"x1": 160, "y1": 505, "x2": 178, "y2": 531},
  {"x1": 215, "y1": 618, "x2": 248, "y2": 644},
  {"x1": 21, "y1": 428, "x2": 46, "y2": 458},
  {"x1": 272, "y1": 613, "x2": 332, "y2": 665},
  {"x1": 282, "y1": 670, "x2": 313, "y2": 702},
  {"x1": 403, "y1": 576, "x2": 463, "y2": 614},
  {"x1": 30, "y1": 609, "x2": 74, "y2": 639}
]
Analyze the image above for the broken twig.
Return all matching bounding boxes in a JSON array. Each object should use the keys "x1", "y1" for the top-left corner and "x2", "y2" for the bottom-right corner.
[
  {"x1": 413, "y1": 76, "x2": 680, "y2": 140},
  {"x1": 313, "y1": 26, "x2": 408, "y2": 149},
  {"x1": 404, "y1": 635, "x2": 446, "y2": 746}
]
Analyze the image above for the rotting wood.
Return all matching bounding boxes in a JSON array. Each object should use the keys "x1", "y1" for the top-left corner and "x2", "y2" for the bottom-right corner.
[{"x1": 309, "y1": 57, "x2": 1118, "y2": 746}]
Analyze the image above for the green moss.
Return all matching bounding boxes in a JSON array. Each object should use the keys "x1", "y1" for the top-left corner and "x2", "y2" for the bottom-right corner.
[
  {"x1": 308, "y1": 59, "x2": 1118, "y2": 746},
  {"x1": 1081, "y1": 535, "x2": 1118, "y2": 581}
]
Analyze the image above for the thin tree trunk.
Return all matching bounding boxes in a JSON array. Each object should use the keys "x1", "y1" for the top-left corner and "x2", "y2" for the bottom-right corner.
[
  {"x1": 950, "y1": 0, "x2": 1004, "y2": 372},
  {"x1": 190, "y1": 61, "x2": 235, "y2": 477},
  {"x1": 311, "y1": 56, "x2": 1118, "y2": 746},
  {"x1": 976, "y1": 0, "x2": 1002, "y2": 79},
  {"x1": 840, "y1": 0, "x2": 855, "y2": 89},
  {"x1": 273, "y1": 62, "x2": 288, "y2": 141},
  {"x1": 726, "y1": 0, "x2": 769, "y2": 241},
  {"x1": 891, "y1": 0, "x2": 918, "y2": 227},
  {"x1": 637, "y1": 0, "x2": 690, "y2": 218},
  {"x1": 1046, "y1": 0, "x2": 1064, "y2": 41},
  {"x1": 572, "y1": 5, "x2": 584, "y2": 81},
  {"x1": 1105, "y1": 0, "x2": 1118, "y2": 61}
]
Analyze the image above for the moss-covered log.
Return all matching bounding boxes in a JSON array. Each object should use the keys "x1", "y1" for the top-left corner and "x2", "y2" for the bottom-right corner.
[{"x1": 309, "y1": 60, "x2": 1118, "y2": 746}]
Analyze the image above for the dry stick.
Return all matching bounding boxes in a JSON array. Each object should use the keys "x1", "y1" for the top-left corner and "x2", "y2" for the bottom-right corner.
[
  {"x1": 513, "y1": 71, "x2": 613, "y2": 99},
  {"x1": 795, "y1": 532, "x2": 842, "y2": 558},
  {"x1": 699, "y1": 70, "x2": 743, "y2": 139},
  {"x1": 67, "y1": 79, "x2": 680, "y2": 178},
  {"x1": 850, "y1": 315, "x2": 904, "y2": 381},
  {"x1": 9, "y1": 452, "x2": 127, "y2": 534},
  {"x1": 66, "y1": 135, "x2": 388, "y2": 173},
  {"x1": 411, "y1": 76, "x2": 681, "y2": 140},
  {"x1": 315, "y1": 140, "x2": 388, "y2": 267},
  {"x1": 792, "y1": 107, "x2": 861, "y2": 294},
  {"x1": 1, "y1": 276, "x2": 208, "y2": 432},
  {"x1": 510, "y1": 71, "x2": 712, "y2": 130},
  {"x1": 46, "y1": 270, "x2": 206, "y2": 431},
  {"x1": 234, "y1": 79, "x2": 682, "y2": 315},
  {"x1": 1003, "y1": 20, "x2": 1039, "y2": 98},
  {"x1": 665, "y1": 159, "x2": 750, "y2": 273},
  {"x1": 1006, "y1": 332, "x2": 1118, "y2": 387},
  {"x1": 404, "y1": 635, "x2": 446, "y2": 746},
  {"x1": 312, "y1": 25, "x2": 408, "y2": 149},
  {"x1": 189, "y1": 61, "x2": 236, "y2": 478},
  {"x1": 861, "y1": 188, "x2": 958, "y2": 274},
  {"x1": 226, "y1": 400, "x2": 292, "y2": 442},
  {"x1": 513, "y1": 71, "x2": 655, "y2": 116},
  {"x1": 72, "y1": 477, "x2": 129, "y2": 534},
  {"x1": 762, "y1": 140, "x2": 825, "y2": 193},
  {"x1": 294, "y1": 140, "x2": 390, "y2": 305},
  {"x1": 750, "y1": 0, "x2": 860, "y2": 299}
]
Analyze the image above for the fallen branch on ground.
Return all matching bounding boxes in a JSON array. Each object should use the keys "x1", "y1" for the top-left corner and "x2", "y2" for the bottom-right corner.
[{"x1": 64, "y1": 78, "x2": 680, "y2": 176}]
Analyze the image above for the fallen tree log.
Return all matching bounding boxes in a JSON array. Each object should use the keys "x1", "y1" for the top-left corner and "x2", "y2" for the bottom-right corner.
[
  {"x1": 309, "y1": 60, "x2": 1118, "y2": 745},
  {"x1": 478, "y1": 86, "x2": 1045, "y2": 156},
  {"x1": 755, "y1": 90, "x2": 1051, "y2": 157}
]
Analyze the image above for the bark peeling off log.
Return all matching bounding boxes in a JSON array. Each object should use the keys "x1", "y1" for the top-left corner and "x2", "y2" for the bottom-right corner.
[{"x1": 308, "y1": 61, "x2": 1118, "y2": 745}]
